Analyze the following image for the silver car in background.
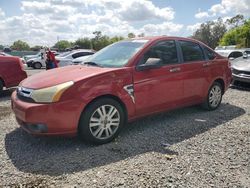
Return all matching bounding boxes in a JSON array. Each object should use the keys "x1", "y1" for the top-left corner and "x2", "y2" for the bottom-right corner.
[
  {"x1": 56, "y1": 49, "x2": 95, "y2": 67},
  {"x1": 231, "y1": 54, "x2": 250, "y2": 85}
]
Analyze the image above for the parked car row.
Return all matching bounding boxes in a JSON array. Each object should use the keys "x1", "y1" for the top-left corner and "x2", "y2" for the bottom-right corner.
[
  {"x1": 26, "y1": 49, "x2": 95, "y2": 69},
  {"x1": 56, "y1": 49, "x2": 95, "y2": 67},
  {"x1": 25, "y1": 50, "x2": 59, "y2": 69},
  {"x1": 2, "y1": 36, "x2": 249, "y2": 145},
  {"x1": 215, "y1": 46, "x2": 250, "y2": 60}
]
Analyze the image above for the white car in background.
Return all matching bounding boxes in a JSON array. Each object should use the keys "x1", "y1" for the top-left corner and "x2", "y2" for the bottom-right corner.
[
  {"x1": 71, "y1": 55, "x2": 92, "y2": 65},
  {"x1": 215, "y1": 46, "x2": 250, "y2": 60},
  {"x1": 56, "y1": 49, "x2": 95, "y2": 67},
  {"x1": 23, "y1": 52, "x2": 41, "y2": 61}
]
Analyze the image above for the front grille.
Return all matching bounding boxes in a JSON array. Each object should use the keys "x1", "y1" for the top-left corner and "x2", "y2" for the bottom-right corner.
[
  {"x1": 232, "y1": 69, "x2": 250, "y2": 76},
  {"x1": 17, "y1": 92, "x2": 35, "y2": 103}
]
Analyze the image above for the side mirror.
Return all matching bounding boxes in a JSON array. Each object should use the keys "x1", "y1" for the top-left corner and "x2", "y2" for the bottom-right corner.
[{"x1": 137, "y1": 58, "x2": 162, "y2": 71}]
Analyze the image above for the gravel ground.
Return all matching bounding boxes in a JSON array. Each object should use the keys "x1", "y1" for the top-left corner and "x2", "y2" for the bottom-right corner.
[{"x1": 0, "y1": 85, "x2": 249, "y2": 187}]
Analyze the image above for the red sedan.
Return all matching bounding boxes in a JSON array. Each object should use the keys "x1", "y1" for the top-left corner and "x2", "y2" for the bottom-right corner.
[
  {"x1": 0, "y1": 56, "x2": 27, "y2": 93},
  {"x1": 11, "y1": 36, "x2": 232, "y2": 144}
]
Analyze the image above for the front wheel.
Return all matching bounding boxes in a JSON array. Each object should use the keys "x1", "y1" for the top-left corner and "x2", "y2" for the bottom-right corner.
[
  {"x1": 78, "y1": 98, "x2": 125, "y2": 144},
  {"x1": 33, "y1": 62, "x2": 42, "y2": 69},
  {"x1": 202, "y1": 82, "x2": 223, "y2": 110}
]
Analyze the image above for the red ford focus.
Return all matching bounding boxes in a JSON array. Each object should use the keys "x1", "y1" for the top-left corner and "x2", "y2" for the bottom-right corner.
[{"x1": 11, "y1": 36, "x2": 232, "y2": 144}]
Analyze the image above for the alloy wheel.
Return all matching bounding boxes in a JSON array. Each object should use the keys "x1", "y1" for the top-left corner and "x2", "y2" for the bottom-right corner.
[
  {"x1": 89, "y1": 105, "x2": 120, "y2": 140},
  {"x1": 209, "y1": 85, "x2": 222, "y2": 108}
]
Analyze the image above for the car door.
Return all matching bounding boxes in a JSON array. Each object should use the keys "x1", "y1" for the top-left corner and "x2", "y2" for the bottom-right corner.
[
  {"x1": 0, "y1": 57, "x2": 20, "y2": 87},
  {"x1": 177, "y1": 40, "x2": 210, "y2": 104},
  {"x1": 133, "y1": 40, "x2": 184, "y2": 116}
]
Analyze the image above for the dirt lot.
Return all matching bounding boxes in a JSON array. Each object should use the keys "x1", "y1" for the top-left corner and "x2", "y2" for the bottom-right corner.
[{"x1": 0, "y1": 77, "x2": 249, "y2": 187}]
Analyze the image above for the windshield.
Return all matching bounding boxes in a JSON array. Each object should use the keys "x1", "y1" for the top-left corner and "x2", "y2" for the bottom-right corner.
[{"x1": 84, "y1": 40, "x2": 148, "y2": 67}]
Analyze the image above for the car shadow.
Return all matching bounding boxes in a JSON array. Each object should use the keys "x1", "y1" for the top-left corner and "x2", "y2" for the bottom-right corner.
[
  {"x1": 0, "y1": 88, "x2": 14, "y2": 97},
  {"x1": 5, "y1": 103, "x2": 245, "y2": 176},
  {"x1": 0, "y1": 88, "x2": 15, "y2": 101}
]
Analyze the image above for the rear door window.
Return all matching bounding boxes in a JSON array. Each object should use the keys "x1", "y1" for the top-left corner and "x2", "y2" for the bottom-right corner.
[
  {"x1": 203, "y1": 47, "x2": 216, "y2": 60},
  {"x1": 179, "y1": 41, "x2": 205, "y2": 62}
]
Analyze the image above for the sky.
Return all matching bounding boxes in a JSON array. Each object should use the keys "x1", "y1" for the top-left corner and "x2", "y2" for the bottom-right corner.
[{"x1": 0, "y1": 0, "x2": 250, "y2": 46}]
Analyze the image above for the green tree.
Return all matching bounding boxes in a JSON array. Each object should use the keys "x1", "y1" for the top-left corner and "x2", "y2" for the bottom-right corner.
[
  {"x1": 0, "y1": 45, "x2": 4, "y2": 50},
  {"x1": 110, "y1": 36, "x2": 124, "y2": 43},
  {"x1": 128, "y1": 33, "x2": 136, "y2": 38},
  {"x1": 93, "y1": 31, "x2": 102, "y2": 40},
  {"x1": 31, "y1": 45, "x2": 42, "y2": 51},
  {"x1": 53, "y1": 32, "x2": 124, "y2": 51},
  {"x1": 53, "y1": 40, "x2": 72, "y2": 51},
  {"x1": 192, "y1": 18, "x2": 227, "y2": 49},
  {"x1": 226, "y1": 14, "x2": 244, "y2": 29},
  {"x1": 138, "y1": 33, "x2": 145, "y2": 37},
  {"x1": 220, "y1": 19, "x2": 250, "y2": 48},
  {"x1": 75, "y1": 38, "x2": 92, "y2": 49},
  {"x1": 11, "y1": 40, "x2": 30, "y2": 51},
  {"x1": 91, "y1": 31, "x2": 111, "y2": 50}
]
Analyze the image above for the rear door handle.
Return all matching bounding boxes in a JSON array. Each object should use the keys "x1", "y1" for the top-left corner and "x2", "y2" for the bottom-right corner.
[{"x1": 169, "y1": 67, "x2": 181, "y2": 73}]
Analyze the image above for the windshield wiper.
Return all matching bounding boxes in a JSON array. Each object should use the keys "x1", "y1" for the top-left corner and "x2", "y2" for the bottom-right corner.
[{"x1": 83, "y1": 61, "x2": 103, "y2": 67}]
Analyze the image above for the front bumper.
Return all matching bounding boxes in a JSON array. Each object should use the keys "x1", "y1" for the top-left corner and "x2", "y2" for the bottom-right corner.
[
  {"x1": 11, "y1": 91, "x2": 83, "y2": 136},
  {"x1": 26, "y1": 61, "x2": 33, "y2": 67},
  {"x1": 232, "y1": 73, "x2": 250, "y2": 84}
]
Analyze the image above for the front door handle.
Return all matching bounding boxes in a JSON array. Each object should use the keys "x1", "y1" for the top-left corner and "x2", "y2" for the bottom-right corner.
[
  {"x1": 169, "y1": 67, "x2": 181, "y2": 73},
  {"x1": 203, "y1": 62, "x2": 210, "y2": 67}
]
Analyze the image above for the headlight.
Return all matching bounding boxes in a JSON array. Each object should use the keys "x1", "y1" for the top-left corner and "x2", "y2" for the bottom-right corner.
[
  {"x1": 231, "y1": 68, "x2": 240, "y2": 75},
  {"x1": 31, "y1": 81, "x2": 74, "y2": 103}
]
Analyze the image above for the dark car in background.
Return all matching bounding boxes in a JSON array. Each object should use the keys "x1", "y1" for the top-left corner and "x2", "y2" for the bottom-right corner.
[{"x1": 0, "y1": 56, "x2": 27, "y2": 93}]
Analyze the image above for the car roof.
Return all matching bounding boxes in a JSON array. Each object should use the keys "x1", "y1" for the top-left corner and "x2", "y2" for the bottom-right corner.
[
  {"x1": 71, "y1": 49, "x2": 95, "y2": 53},
  {"x1": 127, "y1": 36, "x2": 211, "y2": 49},
  {"x1": 130, "y1": 36, "x2": 201, "y2": 43}
]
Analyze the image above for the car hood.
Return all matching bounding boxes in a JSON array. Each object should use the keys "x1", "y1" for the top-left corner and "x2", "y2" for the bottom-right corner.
[
  {"x1": 56, "y1": 57, "x2": 72, "y2": 61},
  {"x1": 21, "y1": 65, "x2": 120, "y2": 89},
  {"x1": 57, "y1": 58, "x2": 72, "y2": 62},
  {"x1": 28, "y1": 57, "x2": 41, "y2": 61},
  {"x1": 73, "y1": 55, "x2": 91, "y2": 62},
  {"x1": 24, "y1": 55, "x2": 38, "y2": 58},
  {"x1": 231, "y1": 58, "x2": 250, "y2": 71}
]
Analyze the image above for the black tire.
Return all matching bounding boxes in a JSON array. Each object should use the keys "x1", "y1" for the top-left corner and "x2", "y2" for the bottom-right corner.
[
  {"x1": 78, "y1": 98, "x2": 125, "y2": 144},
  {"x1": 202, "y1": 82, "x2": 223, "y2": 110},
  {"x1": 33, "y1": 62, "x2": 42, "y2": 69},
  {"x1": 0, "y1": 79, "x2": 3, "y2": 93}
]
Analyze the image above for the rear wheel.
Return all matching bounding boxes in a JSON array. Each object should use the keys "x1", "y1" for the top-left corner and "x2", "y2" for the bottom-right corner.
[
  {"x1": 202, "y1": 82, "x2": 223, "y2": 110},
  {"x1": 33, "y1": 62, "x2": 42, "y2": 69},
  {"x1": 78, "y1": 98, "x2": 125, "y2": 144}
]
